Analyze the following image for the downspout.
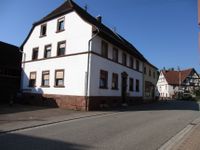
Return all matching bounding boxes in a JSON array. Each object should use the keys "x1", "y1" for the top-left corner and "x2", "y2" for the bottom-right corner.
[
  {"x1": 85, "y1": 26, "x2": 100, "y2": 111},
  {"x1": 18, "y1": 49, "x2": 26, "y2": 91}
]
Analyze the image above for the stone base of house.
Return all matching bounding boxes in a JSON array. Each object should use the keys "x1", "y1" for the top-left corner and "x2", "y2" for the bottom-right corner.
[
  {"x1": 20, "y1": 93, "x2": 143, "y2": 111},
  {"x1": 21, "y1": 93, "x2": 86, "y2": 111}
]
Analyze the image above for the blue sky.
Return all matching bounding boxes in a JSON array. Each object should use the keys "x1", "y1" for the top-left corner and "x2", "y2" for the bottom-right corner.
[{"x1": 0, "y1": 0, "x2": 199, "y2": 72}]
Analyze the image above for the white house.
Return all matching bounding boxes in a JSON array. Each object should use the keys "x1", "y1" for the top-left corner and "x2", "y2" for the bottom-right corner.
[
  {"x1": 157, "y1": 68, "x2": 200, "y2": 99},
  {"x1": 21, "y1": 0, "x2": 155, "y2": 110}
]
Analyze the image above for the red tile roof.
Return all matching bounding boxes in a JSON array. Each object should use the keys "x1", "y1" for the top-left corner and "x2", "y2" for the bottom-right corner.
[{"x1": 162, "y1": 68, "x2": 193, "y2": 85}]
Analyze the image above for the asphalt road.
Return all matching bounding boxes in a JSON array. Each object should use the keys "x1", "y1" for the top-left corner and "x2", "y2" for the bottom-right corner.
[{"x1": 0, "y1": 101, "x2": 200, "y2": 150}]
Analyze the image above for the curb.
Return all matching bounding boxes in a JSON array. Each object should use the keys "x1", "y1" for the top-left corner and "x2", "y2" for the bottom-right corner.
[
  {"x1": 158, "y1": 116, "x2": 200, "y2": 150},
  {"x1": 0, "y1": 112, "x2": 114, "y2": 135}
]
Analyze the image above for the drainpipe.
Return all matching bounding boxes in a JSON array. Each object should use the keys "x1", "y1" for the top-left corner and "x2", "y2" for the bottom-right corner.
[
  {"x1": 18, "y1": 49, "x2": 26, "y2": 92},
  {"x1": 85, "y1": 27, "x2": 100, "y2": 111}
]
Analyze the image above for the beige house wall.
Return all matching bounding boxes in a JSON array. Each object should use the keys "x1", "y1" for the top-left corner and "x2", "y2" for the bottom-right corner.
[{"x1": 143, "y1": 63, "x2": 158, "y2": 101}]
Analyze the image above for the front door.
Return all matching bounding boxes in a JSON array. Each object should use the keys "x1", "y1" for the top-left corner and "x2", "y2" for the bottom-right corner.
[{"x1": 121, "y1": 72, "x2": 128, "y2": 104}]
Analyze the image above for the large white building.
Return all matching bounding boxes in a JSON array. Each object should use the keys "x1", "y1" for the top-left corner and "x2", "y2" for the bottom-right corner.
[{"x1": 21, "y1": 0, "x2": 156, "y2": 110}]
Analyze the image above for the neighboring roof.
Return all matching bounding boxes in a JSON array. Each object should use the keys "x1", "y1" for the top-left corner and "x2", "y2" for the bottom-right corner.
[
  {"x1": 21, "y1": 0, "x2": 157, "y2": 69},
  {"x1": 0, "y1": 41, "x2": 21, "y2": 67},
  {"x1": 0, "y1": 41, "x2": 19, "y2": 49},
  {"x1": 162, "y1": 68, "x2": 196, "y2": 85}
]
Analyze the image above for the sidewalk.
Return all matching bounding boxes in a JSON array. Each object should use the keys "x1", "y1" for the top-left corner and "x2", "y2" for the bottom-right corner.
[
  {"x1": 171, "y1": 119, "x2": 200, "y2": 150},
  {"x1": 0, "y1": 104, "x2": 110, "y2": 134}
]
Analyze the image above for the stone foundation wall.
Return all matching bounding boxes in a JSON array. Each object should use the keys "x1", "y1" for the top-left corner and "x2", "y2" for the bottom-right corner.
[
  {"x1": 21, "y1": 93, "x2": 86, "y2": 111},
  {"x1": 20, "y1": 93, "x2": 143, "y2": 111}
]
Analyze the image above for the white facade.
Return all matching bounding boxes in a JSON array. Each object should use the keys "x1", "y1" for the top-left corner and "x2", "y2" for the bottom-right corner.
[
  {"x1": 157, "y1": 71, "x2": 179, "y2": 98},
  {"x1": 22, "y1": 10, "x2": 144, "y2": 98},
  {"x1": 22, "y1": 11, "x2": 92, "y2": 96}
]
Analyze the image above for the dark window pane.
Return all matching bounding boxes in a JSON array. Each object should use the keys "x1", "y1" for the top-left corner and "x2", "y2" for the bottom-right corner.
[
  {"x1": 40, "y1": 24, "x2": 47, "y2": 36},
  {"x1": 101, "y1": 41, "x2": 108, "y2": 58},
  {"x1": 99, "y1": 70, "x2": 108, "y2": 89},
  {"x1": 57, "y1": 19, "x2": 65, "y2": 31},
  {"x1": 112, "y1": 73, "x2": 118, "y2": 89},
  {"x1": 113, "y1": 48, "x2": 118, "y2": 62},
  {"x1": 55, "y1": 70, "x2": 64, "y2": 86},
  {"x1": 136, "y1": 60, "x2": 140, "y2": 71},
  {"x1": 122, "y1": 53, "x2": 127, "y2": 66},
  {"x1": 32, "y1": 48, "x2": 38, "y2": 60},
  {"x1": 129, "y1": 78, "x2": 134, "y2": 91},
  {"x1": 136, "y1": 79, "x2": 139, "y2": 92},
  {"x1": 57, "y1": 42, "x2": 66, "y2": 56},
  {"x1": 44, "y1": 45, "x2": 51, "y2": 58}
]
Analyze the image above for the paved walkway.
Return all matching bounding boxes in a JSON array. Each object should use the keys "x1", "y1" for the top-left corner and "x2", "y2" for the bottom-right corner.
[
  {"x1": 0, "y1": 104, "x2": 108, "y2": 134},
  {"x1": 172, "y1": 121, "x2": 200, "y2": 150}
]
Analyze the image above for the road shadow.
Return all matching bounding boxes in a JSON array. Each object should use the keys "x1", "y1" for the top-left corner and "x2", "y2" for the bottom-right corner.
[
  {"x1": 0, "y1": 132, "x2": 92, "y2": 150},
  {"x1": 101, "y1": 100, "x2": 200, "y2": 112},
  {"x1": 0, "y1": 104, "x2": 52, "y2": 115}
]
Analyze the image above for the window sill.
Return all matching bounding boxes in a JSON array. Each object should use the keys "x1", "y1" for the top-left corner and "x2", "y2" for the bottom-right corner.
[
  {"x1": 40, "y1": 85, "x2": 50, "y2": 88},
  {"x1": 32, "y1": 59, "x2": 38, "y2": 61},
  {"x1": 111, "y1": 88, "x2": 118, "y2": 90},
  {"x1": 56, "y1": 29, "x2": 65, "y2": 33},
  {"x1": 54, "y1": 85, "x2": 65, "y2": 88},
  {"x1": 99, "y1": 87, "x2": 108, "y2": 89},
  {"x1": 29, "y1": 86, "x2": 36, "y2": 88},
  {"x1": 39, "y1": 35, "x2": 46, "y2": 38}
]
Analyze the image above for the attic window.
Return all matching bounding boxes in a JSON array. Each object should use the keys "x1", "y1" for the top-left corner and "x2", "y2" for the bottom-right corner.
[
  {"x1": 40, "y1": 24, "x2": 47, "y2": 37},
  {"x1": 57, "y1": 17, "x2": 65, "y2": 32}
]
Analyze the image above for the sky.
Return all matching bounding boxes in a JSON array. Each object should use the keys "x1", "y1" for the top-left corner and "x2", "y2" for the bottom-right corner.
[{"x1": 0, "y1": 0, "x2": 199, "y2": 72}]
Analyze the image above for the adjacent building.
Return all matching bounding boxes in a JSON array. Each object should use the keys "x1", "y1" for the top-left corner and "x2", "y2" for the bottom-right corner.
[
  {"x1": 21, "y1": 0, "x2": 157, "y2": 110},
  {"x1": 157, "y1": 68, "x2": 200, "y2": 99},
  {"x1": 143, "y1": 62, "x2": 158, "y2": 101},
  {"x1": 0, "y1": 41, "x2": 22, "y2": 103}
]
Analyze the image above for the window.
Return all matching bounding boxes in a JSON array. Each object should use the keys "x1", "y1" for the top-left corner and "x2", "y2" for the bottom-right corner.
[
  {"x1": 44, "y1": 45, "x2": 51, "y2": 58},
  {"x1": 101, "y1": 41, "x2": 108, "y2": 58},
  {"x1": 29, "y1": 72, "x2": 36, "y2": 87},
  {"x1": 112, "y1": 47, "x2": 118, "y2": 62},
  {"x1": 55, "y1": 70, "x2": 64, "y2": 87},
  {"x1": 40, "y1": 24, "x2": 47, "y2": 37},
  {"x1": 129, "y1": 56, "x2": 133, "y2": 68},
  {"x1": 149, "y1": 69, "x2": 151, "y2": 77},
  {"x1": 57, "y1": 17, "x2": 65, "y2": 32},
  {"x1": 99, "y1": 70, "x2": 108, "y2": 89},
  {"x1": 112, "y1": 73, "x2": 118, "y2": 90},
  {"x1": 129, "y1": 78, "x2": 134, "y2": 91},
  {"x1": 41, "y1": 71, "x2": 50, "y2": 87},
  {"x1": 136, "y1": 60, "x2": 140, "y2": 71},
  {"x1": 122, "y1": 53, "x2": 127, "y2": 66},
  {"x1": 153, "y1": 71, "x2": 156, "y2": 79},
  {"x1": 136, "y1": 79, "x2": 139, "y2": 92},
  {"x1": 57, "y1": 41, "x2": 66, "y2": 56},
  {"x1": 144, "y1": 66, "x2": 146, "y2": 74},
  {"x1": 32, "y1": 48, "x2": 39, "y2": 60}
]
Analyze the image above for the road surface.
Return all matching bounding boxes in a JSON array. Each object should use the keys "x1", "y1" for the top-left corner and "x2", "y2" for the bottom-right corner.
[{"x1": 0, "y1": 100, "x2": 199, "y2": 150}]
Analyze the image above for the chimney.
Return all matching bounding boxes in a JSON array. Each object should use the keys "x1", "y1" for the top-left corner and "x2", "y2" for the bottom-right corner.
[{"x1": 96, "y1": 15, "x2": 102, "y2": 23}]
